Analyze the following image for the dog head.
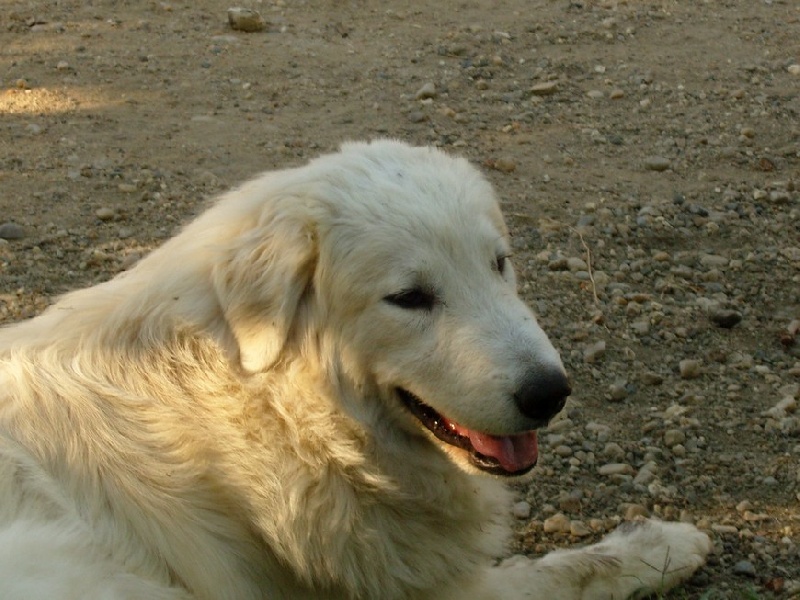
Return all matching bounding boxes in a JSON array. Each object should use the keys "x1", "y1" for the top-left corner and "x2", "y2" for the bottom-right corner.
[{"x1": 212, "y1": 140, "x2": 570, "y2": 477}]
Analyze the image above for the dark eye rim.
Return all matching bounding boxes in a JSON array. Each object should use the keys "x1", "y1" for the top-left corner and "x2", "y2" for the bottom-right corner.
[
  {"x1": 384, "y1": 287, "x2": 437, "y2": 310},
  {"x1": 495, "y1": 253, "x2": 512, "y2": 274}
]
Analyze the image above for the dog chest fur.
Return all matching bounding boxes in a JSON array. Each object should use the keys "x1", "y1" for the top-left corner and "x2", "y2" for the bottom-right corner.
[{"x1": 0, "y1": 320, "x2": 511, "y2": 599}]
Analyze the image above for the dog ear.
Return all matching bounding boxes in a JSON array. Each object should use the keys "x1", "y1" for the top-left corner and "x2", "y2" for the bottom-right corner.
[{"x1": 212, "y1": 197, "x2": 318, "y2": 373}]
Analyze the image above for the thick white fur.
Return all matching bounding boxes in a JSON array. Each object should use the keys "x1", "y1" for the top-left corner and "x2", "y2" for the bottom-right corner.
[{"x1": 0, "y1": 140, "x2": 710, "y2": 599}]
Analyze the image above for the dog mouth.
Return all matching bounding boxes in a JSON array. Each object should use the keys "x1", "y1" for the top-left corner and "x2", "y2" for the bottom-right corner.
[{"x1": 396, "y1": 388, "x2": 538, "y2": 476}]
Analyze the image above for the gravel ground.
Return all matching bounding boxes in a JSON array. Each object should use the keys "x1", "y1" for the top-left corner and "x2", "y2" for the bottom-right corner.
[{"x1": 1, "y1": 1, "x2": 799, "y2": 597}]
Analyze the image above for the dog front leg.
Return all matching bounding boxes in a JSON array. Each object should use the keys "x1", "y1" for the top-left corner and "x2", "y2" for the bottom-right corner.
[{"x1": 436, "y1": 519, "x2": 711, "y2": 600}]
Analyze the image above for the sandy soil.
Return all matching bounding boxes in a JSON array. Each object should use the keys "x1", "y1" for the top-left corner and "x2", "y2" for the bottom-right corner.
[{"x1": 1, "y1": 1, "x2": 799, "y2": 597}]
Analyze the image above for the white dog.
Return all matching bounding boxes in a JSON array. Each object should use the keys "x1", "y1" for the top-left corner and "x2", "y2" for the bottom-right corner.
[{"x1": 0, "y1": 140, "x2": 710, "y2": 599}]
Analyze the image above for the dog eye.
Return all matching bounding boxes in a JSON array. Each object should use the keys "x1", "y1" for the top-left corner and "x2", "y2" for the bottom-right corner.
[{"x1": 384, "y1": 288, "x2": 436, "y2": 310}]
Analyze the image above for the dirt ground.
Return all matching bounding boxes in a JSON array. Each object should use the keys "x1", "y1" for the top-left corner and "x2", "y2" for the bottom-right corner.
[{"x1": 1, "y1": 0, "x2": 799, "y2": 597}]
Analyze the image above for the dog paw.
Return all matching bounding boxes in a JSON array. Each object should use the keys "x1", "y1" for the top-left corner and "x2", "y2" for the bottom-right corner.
[
  {"x1": 488, "y1": 520, "x2": 710, "y2": 600},
  {"x1": 595, "y1": 519, "x2": 712, "y2": 597}
]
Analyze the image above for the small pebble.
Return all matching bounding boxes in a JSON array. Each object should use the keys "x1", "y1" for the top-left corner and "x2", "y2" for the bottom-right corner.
[
  {"x1": 643, "y1": 156, "x2": 671, "y2": 172},
  {"x1": 742, "y1": 510, "x2": 770, "y2": 522},
  {"x1": 679, "y1": 359, "x2": 702, "y2": 379},
  {"x1": 583, "y1": 340, "x2": 606, "y2": 363},
  {"x1": 633, "y1": 464, "x2": 657, "y2": 486},
  {"x1": 671, "y1": 444, "x2": 686, "y2": 457},
  {"x1": 558, "y1": 495, "x2": 581, "y2": 513},
  {"x1": 0, "y1": 222, "x2": 25, "y2": 240},
  {"x1": 642, "y1": 372, "x2": 664, "y2": 386},
  {"x1": 492, "y1": 158, "x2": 517, "y2": 173},
  {"x1": 95, "y1": 207, "x2": 115, "y2": 221},
  {"x1": 710, "y1": 309, "x2": 742, "y2": 329},
  {"x1": 570, "y1": 520, "x2": 591, "y2": 537},
  {"x1": 512, "y1": 501, "x2": 531, "y2": 519},
  {"x1": 603, "y1": 442, "x2": 625, "y2": 461},
  {"x1": 740, "y1": 127, "x2": 756, "y2": 139},
  {"x1": 622, "y1": 503, "x2": 649, "y2": 520},
  {"x1": 598, "y1": 463, "x2": 634, "y2": 476},
  {"x1": 227, "y1": 7, "x2": 266, "y2": 32},
  {"x1": 663, "y1": 429, "x2": 686, "y2": 448},
  {"x1": 543, "y1": 512, "x2": 571, "y2": 534},
  {"x1": 608, "y1": 381, "x2": 628, "y2": 402},
  {"x1": 699, "y1": 254, "x2": 729, "y2": 268},
  {"x1": 530, "y1": 81, "x2": 559, "y2": 96},
  {"x1": 567, "y1": 257, "x2": 588, "y2": 271},
  {"x1": 733, "y1": 560, "x2": 756, "y2": 577},
  {"x1": 554, "y1": 445, "x2": 573, "y2": 457},
  {"x1": 414, "y1": 82, "x2": 437, "y2": 100}
]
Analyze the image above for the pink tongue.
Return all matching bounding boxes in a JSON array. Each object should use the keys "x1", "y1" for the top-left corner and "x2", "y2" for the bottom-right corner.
[
  {"x1": 468, "y1": 430, "x2": 538, "y2": 472},
  {"x1": 448, "y1": 421, "x2": 538, "y2": 472}
]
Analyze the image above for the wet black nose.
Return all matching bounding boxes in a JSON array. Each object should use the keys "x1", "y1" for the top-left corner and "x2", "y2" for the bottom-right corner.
[{"x1": 513, "y1": 367, "x2": 571, "y2": 423}]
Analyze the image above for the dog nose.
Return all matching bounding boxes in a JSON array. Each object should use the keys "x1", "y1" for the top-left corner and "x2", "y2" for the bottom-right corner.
[{"x1": 513, "y1": 367, "x2": 571, "y2": 423}]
